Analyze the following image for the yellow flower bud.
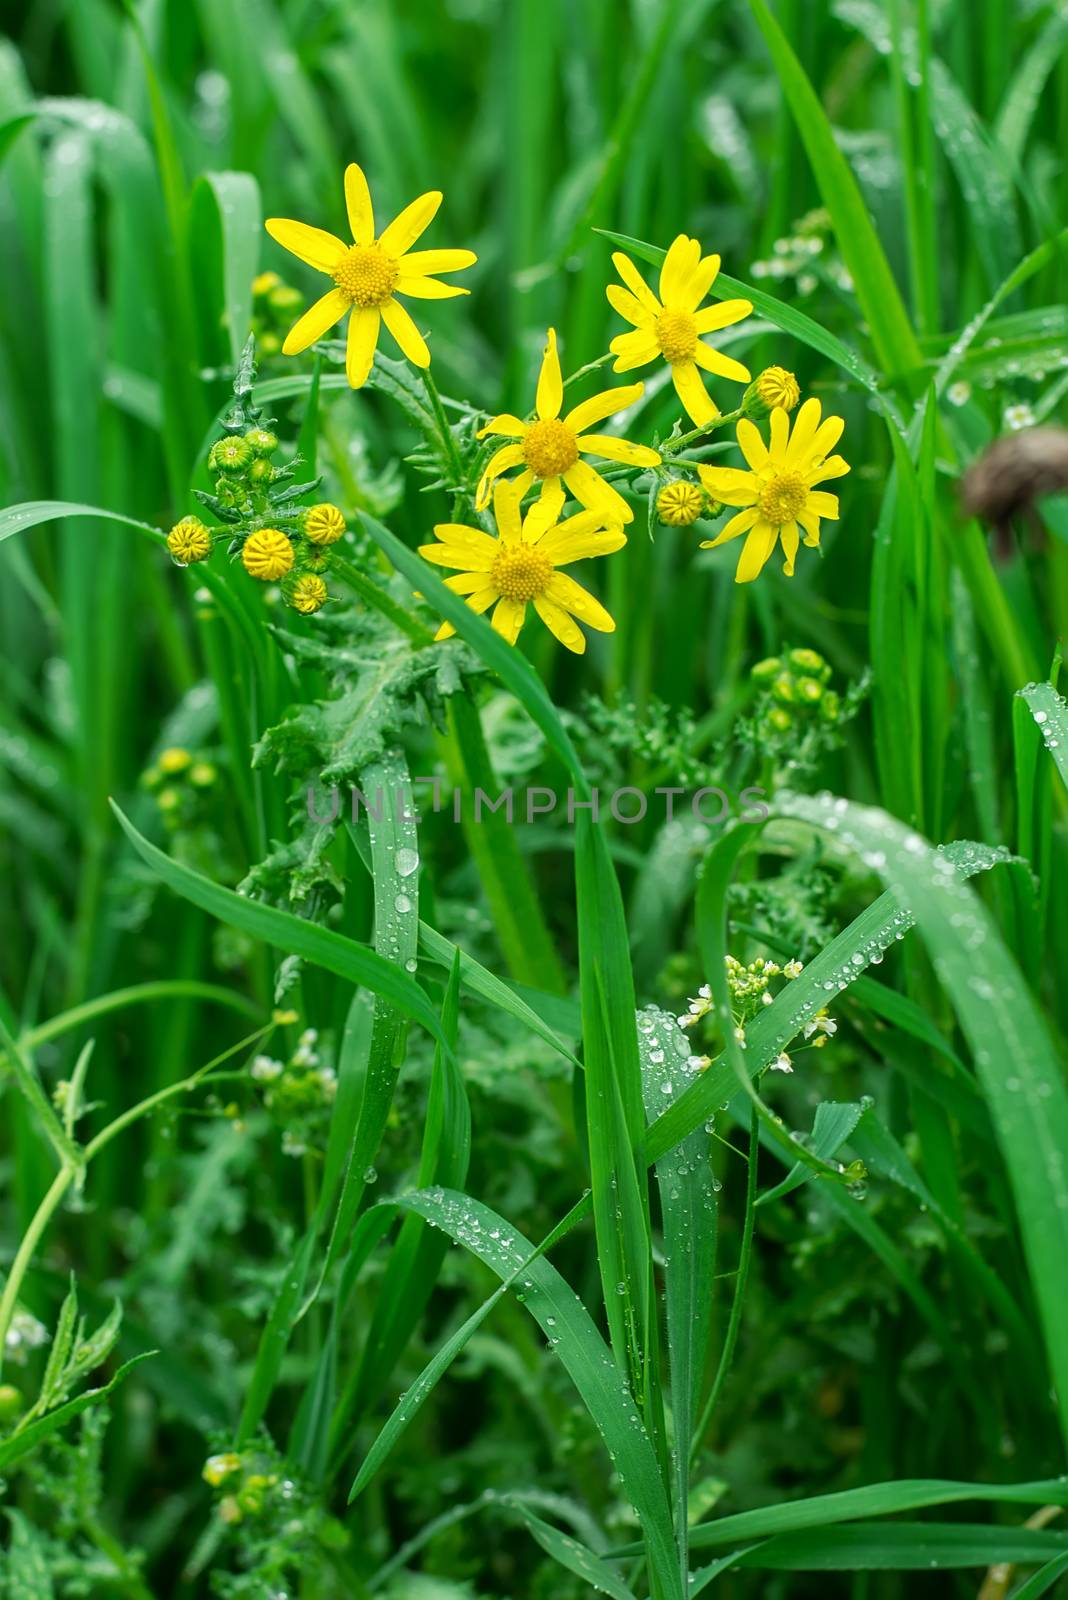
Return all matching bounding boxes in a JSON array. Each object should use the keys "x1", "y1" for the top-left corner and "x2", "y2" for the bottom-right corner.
[
  {"x1": 242, "y1": 528, "x2": 294, "y2": 581},
  {"x1": 744, "y1": 366, "x2": 801, "y2": 419},
  {"x1": 303, "y1": 503, "x2": 347, "y2": 546},
  {"x1": 252, "y1": 271, "x2": 281, "y2": 299},
  {"x1": 656, "y1": 480, "x2": 705, "y2": 527},
  {"x1": 166, "y1": 517, "x2": 212, "y2": 566},
  {"x1": 158, "y1": 747, "x2": 191, "y2": 774},
  {"x1": 289, "y1": 574, "x2": 328, "y2": 615},
  {"x1": 189, "y1": 762, "x2": 217, "y2": 787},
  {"x1": 203, "y1": 1452, "x2": 242, "y2": 1487}
]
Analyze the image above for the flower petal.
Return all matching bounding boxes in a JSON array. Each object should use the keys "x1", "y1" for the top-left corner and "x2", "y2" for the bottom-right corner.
[
  {"x1": 475, "y1": 443, "x2": 525, "y2": 508},
  {"x1": 809, "y1": 414, "x2": 845, "y2": 460},
  {"x1": 809, "y1": 454, "x2": 850, "y2": 482},
  {"x1": 493, "y1": 480, "x2": 523, "y2": 544},
  {"x1": 768, "y1": 407, "x2": 791, "y2": 459},
  {"x1": 265, "y1": 217, "x2": 346, "y2": 273},
  {"x1": 395, "y1": 276, "x2": 469, "y2": 299},
  {"x1": 697, "y1": 465, "x2": 759, "y2": 506},
  {"x1": 607, "y1": 283, "x2": 655, "y2": 329},
  {"x1": 346, "y1": 306, "x2": 380, "y2": 387},
  {"x1": 779, "y1": 522, "x2": 800, "y2": 576},
  {"x1": 491, "y1": 596, "x2": 526, "y2": 644},
  {"x1": 379, "y1": 190, "x2": 443, "y2": 255},
  {"x1": 694, "y1": 299, "x2": 753, "y2": 334},
  {"x1": 522, "y1": 497, "x2": 559, "y2": 544},
  {"x1": 577, "y1": 434, "x2": 660, "y2": 467},
  {"x1": 785, "y1": 396, "x2": 822, "y2": 460},
  {"x1": 732, "y1": 420, "x2": 767, "y2": 472},
  {"x1": 419, "y1": 542, "x2": 494, "y2": 571},
  {"x1": 674, "y1": 251, "x2": 720, "y2": 313},
  {"x1": 430, "y1": 523, "x2": 500, "y2": 560},
  {"x1": 536, "y1": 327, "x2": 563, "y2": 420},
  {"x1": 562, "y1": 459, "x2": 633, "y2": 523},
  {"x1": 539, "y1": 517, "x2": 628, "y2": 562},
  {"x1": 565, "y1": 382, "x2": 644, "y2": 432},
  {"x1": 281, "y1": 287, "x2": 349, "y2": 355},
  {"x1": 692, "y1": 343, "x2": 751, "y2": 383},
  {"x1": 537, "y1": 478, "x2": 567, "y2": 522},
  {"x1": 612, "y1": 251, "x2": 662, "y2": 316},
  {"x1": 672, "y1": 361, "x2": 717, "y2": 427},
  {"x1": 798, "y1": 509, "x2": 821, "y2": 544},
  {"x1": 700, "y1": 506, "x2": 759, "y2": 547},
  {"x1": 659, "y1": 234, "x2": 701, "y2": 304},
  {"x1": 807, "y1": 490, "x2": 839, "y2": 518},
  {"x1": 344, "y1": 163, "x2": 374, "y2": 244},
  {"x1": 382, "y1": 298, "x2": 430, "y2": 367},
  {"x1": 734, "y1": 523, "x2": 778, "y2": 583},
  {"x1": 444, "y1": 571, "x2": 494, "y2": 594},
  {"x1": 534, "y1": 596, "x2": 587, "y2": 652},
  {"x1": 609, "y1": 329, "x2": 660, "y2": 373},
  {"x1": 398, "y1": 248, "x2": 477, "y2": 275},
  {"x1": 545, "y1": 571, "x2": 615, "y2": 632},
  {"x1": 478, "y1": 413, "x2": 528, "y2": 439}
]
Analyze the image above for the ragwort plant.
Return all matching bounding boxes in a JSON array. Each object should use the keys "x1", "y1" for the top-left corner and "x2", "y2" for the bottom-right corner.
[{"x1": 3, "y1": 1, "x2": 1068, "y2": 1596}]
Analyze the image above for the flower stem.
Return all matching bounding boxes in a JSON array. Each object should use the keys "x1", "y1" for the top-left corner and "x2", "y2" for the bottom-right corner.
[
  {"x1": 421, "y1": 366, "x2": 466, "y2": 508},
  {"x1": 0, "y1": 1164, "x2": 75, "y2": 1380},
  {"x1": 662, "y1": 407, "x2": 744, "y2": 457}
]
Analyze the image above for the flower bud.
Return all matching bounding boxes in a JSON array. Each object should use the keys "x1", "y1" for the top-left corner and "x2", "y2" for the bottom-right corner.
[
  {"x1": 766, "y1": 706, "x2": 793, "y2": 734},
  {"x1": 166, "y1": 516, "x2": 212, "y2": 566},
  {"x1": 245, "y1": 428, "x2": 278, "y2": 456},
  {"x1": 743, "y1": 366, "x2": 800, "y2": 419},
  {"x1": 750, "y1": 656, "x2": 782, "y2": 682},
  {"x1": 0, "y1": 1384, "x2": 22, "y2": 1421},
  {"x1": 289, "y1": 574, "x2": 328, "y2": 615},
  {"x1": 203, "y1": 1452, "x2": 242, "y2": 1487},
  {"x1": 190, "y1": 762, "x2": 217, "y2": 787},
  {"x1": 656, "y1": 480, "x2": 705, "y2": 527},
  {"x1": 788, "y1": 647, "x2": 829, "y2": 679},
  {"x1": 252, "y1": 271, "x2": 281, "y2": 299},
  {"x1": 303, "y1": 503, "x2": 347, "y2": 546},
  {"x1": 209, "y1": 435, "x2": 253, "y2": 475},
  {"x1": 248, "y1": 458, "x2": 275, "y2": 485},
  {"x1": 159, "y1": 747, "x2": 191, "y2": 775},
  {"x1": 269, "y1": 285, "x2": 303, "y2": 314},
  {"x1": 821, "y1": 690, "x2": 841, "y2": 723},
  {"x1": 242, "y1": 528, "x2": 295, "y2": 581},
  {"x1": 796, "y1": 676, "x2": 823, "y2": 704},
  {"x1": 771, "y1": 672, "x2": 797, "y2": 705}
]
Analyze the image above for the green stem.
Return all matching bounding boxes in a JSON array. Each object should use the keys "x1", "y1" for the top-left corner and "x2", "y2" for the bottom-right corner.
[
  {"x1": 421, "y1": 367, "x2": 466, "y2": 505},
  {"x1": 0, "y1": 1164, "x2": 75, "y2": 1380},
  {"x1": 0, "y1": 1017, "x2": 82, "y2": 1170},
  {"x1": 661, "y1": 407, "x2": 744, "y2": 457},
  {"x1": 690, "y1": 1108, "x2": 759, "y2": 1461}
]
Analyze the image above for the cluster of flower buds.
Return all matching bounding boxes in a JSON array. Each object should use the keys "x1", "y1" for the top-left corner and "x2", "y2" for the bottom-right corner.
[
  {"x1": 677, "y1": 954, "x2": 832, "y2": 1076},
  {"x1": 141, "y1": 745, "x2": 219, "y2": 832},
  {"x1": 249, "y1": 1028, "x2": 337, "y2": 1157},
  {"x1": 750, "y1": 647, "x2": 840, "y2": 739},
  {"x1": 164, "y1": 338, "x2": 349, "y2": 616},
  {"x1": 250, "y1": 270, "x2": 306, "y2": 359},
  {"x1": 203, "y1": 1450, "x2": 287, "y2": 1524}
]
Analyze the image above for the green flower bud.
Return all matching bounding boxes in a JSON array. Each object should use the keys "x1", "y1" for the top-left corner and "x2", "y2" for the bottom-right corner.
[
  {"x1": 259, "y1": 331, "x2": 282, "y2": 356},
  {"x1": 788, "y1": 647, "x2": 830, "y2": 679},
  {"x1": 766, "y1": 706, "x2": 793, "y2": 734},
  {"x1": 248, "y1": 458, "x2": 275, "y2": 484},
  {"x1": 245, "y1": 428, "x2": 278, "y2": 457},
  {"x1": 269, "y1": 285, "x2": 303, "y2": 313},
  {"x1": 209, "y1": 435, "x2": 253, "y2": 476},
  {"x1": 821, "y1": 690, "x2": 841, "y2": 723},
  {"x1": 751, "y1": 656, "x2": 782, "y2": 682},
  {"x1": 0, "y1": 1384, "x2": 22, "y2": 1421},
  {"x1": 771, "y1": 672, "x2": 797, "y2": 705},
  {"x1": 796, "y1": 676, "x2": 823, "y2": 704}
]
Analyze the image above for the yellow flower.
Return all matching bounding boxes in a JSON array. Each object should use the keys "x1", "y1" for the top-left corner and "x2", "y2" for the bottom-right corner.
[
  {"x1": 607, "y1": 237, "x2": 753, "y2": 427},
  {"x1": 289, "y1": 574, "x2": 329, "y2": 614},
  {"x1": 419, "y1": 481, "x2": 625, "y2": 654},
  {"x1": 697, "y1": 398, "x2": 849, "y2": 583},
  {"x1": 252, "y1": 271, "x2": 281, "y2": 298},
  {"x1": 657, "y1": 481, "x2": 705, "y2": 527},
  {"x1": 746, "y1": 366, "x2": 800, "y2": 417},
  {"x1": 166, "y1": 516, "x2": 212, "y2": 565},
  {"x1": 265, "y1": 163, "x2": 476, "y2": 387},
  {"x1": 477, "y1": 329, "x2": 659, "y2": 526},
  {"x1": 303, "y1": 503, "x2": 346, "y2": 546},
  {"x1": 242, "y1": 528, "x2": 295, "y2": 581}
]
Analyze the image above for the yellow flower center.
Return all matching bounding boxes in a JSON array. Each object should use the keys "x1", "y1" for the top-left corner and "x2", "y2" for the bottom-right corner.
[
  {"x1": 522, "y1": 419, "x2": 579, "y2": 479},
  {"x1": 243, "y1": 528, "x2": 295, "y2": 581},
  {"x1": 491, "y1": 544, "x2": 553, "y2": 602},
  {"x1": 757, "y1": 470, "x2": 809, "y2": 525},
  {"x1": 655, "y1": 308, "x2": 698, "y2": 364},
  {"x1": 332, "y1": 243, "x2": 398, "y2": 308}
]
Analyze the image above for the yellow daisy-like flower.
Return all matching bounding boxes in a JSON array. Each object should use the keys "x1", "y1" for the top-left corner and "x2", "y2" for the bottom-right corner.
[
  {"x1": 657, "y1": 481, "x2": 705, "y2": 527},
  {"x1": 607, "y1": 237, "x2": 753, "y2": 428},
  {"x1": 477, "y1": 330, "x2": 659, "y2": 526},
  {"x1": 289, "y1": 574, "x2": 329, "y2": 615},
  {"x1": 419, "y1": 481, "x2": 625, "y2": 654},
  {"x1": 242, "y1": 528, "x2": 295, "y2": 581},
  {"x1": 697, "y1": 398, "x2": 849, "y2": 584},
  {"x1": 303, "y1": 503, "x2": 347, "y2": 546},
  {"x1": 264, "y1": 164, "x2": 476, "y2": 388},
  {"x1": 167, "y1": 516, "x2": 212, "y2": 566}
]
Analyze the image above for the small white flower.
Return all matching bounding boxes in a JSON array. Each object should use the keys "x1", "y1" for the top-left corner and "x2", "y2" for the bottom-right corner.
[
  {"x1": 250, "y1": 1055, "x2": 283, "y2": 1083},
  {"x1": 299, "y1": 1028, "x2": 318, "y2": 1046},
  {"x1": 762, "y1": 991, "x2": 774, "y2": 1006},
  {"x1": 947, "y1": 381, "x2": 972, "y2": 408},
  {"x1": 734, "y1": 1026, "x2": 747, "y2": 1049},
  {"x1": 281, "y1": 1130, "x2": 307, "y2": 1158},
  {"x1": 1004, "y1": 403, "x2": 1035, "y2": 432},
  {"x1": 784, "y1": 959, "x2": 803, "y2": 979},
  {"x1": 770, "y1": 1052, "x2": 793, "y2": 1073}
]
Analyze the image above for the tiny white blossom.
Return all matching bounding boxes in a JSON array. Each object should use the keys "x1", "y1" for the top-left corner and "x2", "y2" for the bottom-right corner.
[
  {"x1": 770, "y1": 1052, "x2": 793, "y2": 1073},
  {"x1": 784, "y1": 959, "x2": 803, "y2": 979},
  {"x1": 250, "y1": 1055, "x2": 283, "y2": 1083}
]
